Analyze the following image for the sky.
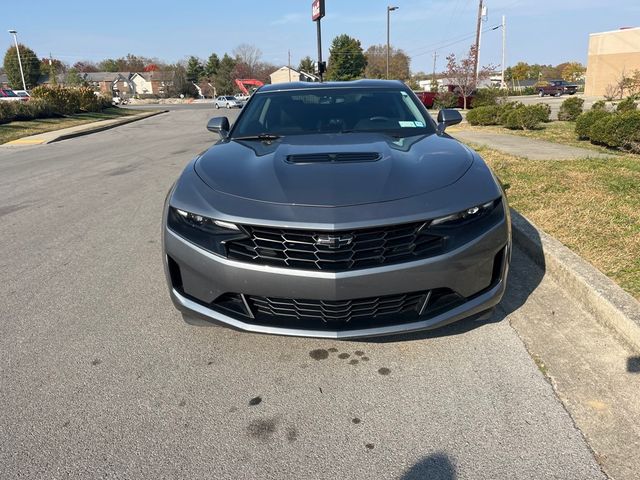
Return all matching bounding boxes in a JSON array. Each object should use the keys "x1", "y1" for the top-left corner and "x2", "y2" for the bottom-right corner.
[{"x1": 2, "y1": 0, "x2": 639, "y2": 74}]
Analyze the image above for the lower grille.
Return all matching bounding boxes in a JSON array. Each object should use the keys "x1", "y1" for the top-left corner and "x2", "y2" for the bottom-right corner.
[{"x1": 248, "y1": 291, "x2": 426, "y2": 323}]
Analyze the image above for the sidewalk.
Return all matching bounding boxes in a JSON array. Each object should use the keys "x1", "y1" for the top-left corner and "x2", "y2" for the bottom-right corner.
[
  {"x1": 450, "y1": 129, "x2": 616, "y2": 160},
  {"x1": 2, "y1": 110, "x2": 167, "y2": 146}
]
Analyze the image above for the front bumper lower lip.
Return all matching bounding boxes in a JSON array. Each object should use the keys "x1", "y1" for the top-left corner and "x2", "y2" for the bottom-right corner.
[{"x1": 169, "y1": 276, "x2": 506, "y2": 339}]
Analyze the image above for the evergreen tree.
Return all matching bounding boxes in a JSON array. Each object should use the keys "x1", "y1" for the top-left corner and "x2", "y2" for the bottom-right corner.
[
  {"x1": 204, "y1": 53, "x2": 220, "y2": 78},
  {"x1": 298, "y1": 56, "x2": 315, "y2": 74},
  {"x1": 186, "y1": 56, "x2": 204, "y2": 82},
  {"x1": 326, "y1": 34, "x2": 367, "y2": 81},
  {"x1": 3, "y1": 44, "x2": 41, "y2": 89},
  {"x1": 216, "y1": 54, "x2": 237, "y2": 95}
]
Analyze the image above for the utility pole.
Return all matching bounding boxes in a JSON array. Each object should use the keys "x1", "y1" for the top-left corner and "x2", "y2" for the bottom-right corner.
[
  {"x1": 500, "y1": 15, "x2": 507, "y2": 89},
  {"x1": 8, "y1": 30, "x2": 27, "y2": 91},
  {"x1": 49, "y1": 52, "x2": 57, "y2": 85},
  {"x1": 386, "y1": 6, "x2": 399, "y2": 79},
  {"x1": 473, "y1": 0, "x2": 483, "y2": 81},
  {"x1": 288, "y1": 50, "x2": 292, "y2": 82},
  {"x1": 432, "y1": 51, "x2": 439, "y2": 86}
]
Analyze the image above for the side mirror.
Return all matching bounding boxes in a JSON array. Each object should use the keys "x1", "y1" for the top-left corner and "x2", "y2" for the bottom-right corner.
[
  {"x1": 436, "y1": 109, "x2": 462, "y2": 134},
  {"x1": 207, "y1": 117, "x2": 230, "y2": 137}
]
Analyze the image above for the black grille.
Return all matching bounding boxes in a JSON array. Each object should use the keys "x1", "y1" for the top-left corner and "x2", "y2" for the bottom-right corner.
[
  {"x1": 226, "y1": 222, "x2": 444, "y2": 271},
  {"x1": 286, "y1": 152, "x2": 381, "y2": 163},
  {"x1": 248, "y1": 291, "x2": 426, "y2": 324}
]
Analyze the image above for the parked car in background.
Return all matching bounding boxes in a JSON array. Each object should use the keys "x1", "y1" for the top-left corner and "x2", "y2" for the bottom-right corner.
[
  {"x1": 13, "y1": 90, "x2": 30, "y2": 99},
  {"x1": 214, "y1": 96, "x2": 242, "y2": 109},
  {"x1": 536, "y1": 80, "x2": 578, "y2": 97},
  {"x1": 0, "y1": 89, "x2": 28, "y2": 102}
]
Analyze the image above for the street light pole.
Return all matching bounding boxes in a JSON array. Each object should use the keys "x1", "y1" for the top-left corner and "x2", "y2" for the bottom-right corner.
[
  {"x1": 8, "y1": 30, "x2": 27, "y2": 91},
  {"x1": 386, "y1": 6, "x2": 398, "y2": 80}
]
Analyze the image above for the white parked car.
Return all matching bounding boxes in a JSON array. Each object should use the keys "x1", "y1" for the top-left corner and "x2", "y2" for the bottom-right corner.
[
  {"x1": 0, "y1": 88, "x2": 28, "y2": 102},
  {"x1": 214, "y1": 96, "x2": 242, "y2": 109}
]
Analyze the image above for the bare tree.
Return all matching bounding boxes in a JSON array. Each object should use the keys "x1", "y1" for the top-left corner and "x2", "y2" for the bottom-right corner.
[
  {"x1": 444, "y1": 45, "x2": 494, "y2": 110},
  {"x1": 232, "y1": 44, "x2": 262, "y2": 77}
]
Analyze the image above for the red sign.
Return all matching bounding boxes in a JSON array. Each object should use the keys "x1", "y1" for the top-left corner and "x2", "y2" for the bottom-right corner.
[{"x1": 312, "y1": 0, "x2": 325, "y2": 21}]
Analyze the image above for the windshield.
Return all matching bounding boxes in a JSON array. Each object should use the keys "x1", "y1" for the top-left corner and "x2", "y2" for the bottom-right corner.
[
  {"x1": 2, "y1": 89, "x2": 18, "y2": 97},
  {"x1": 232, "y1": 87, "x2": 435, "y2": 138}
]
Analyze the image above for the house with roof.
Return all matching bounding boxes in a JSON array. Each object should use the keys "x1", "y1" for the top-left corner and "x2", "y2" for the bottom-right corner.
[
  {"x1": 269, "y1": 67, "x2": 319, "y2": 84},
  {"x1": 130, "y1": 71, "x2": 174, "y2": 98},
  {"x1": 81, "y1": 72, "x2": 134, "y2": 96}
]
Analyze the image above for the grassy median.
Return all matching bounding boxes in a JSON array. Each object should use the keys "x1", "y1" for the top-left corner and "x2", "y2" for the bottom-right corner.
[
  {"x1": 455, "y1": 120, "x2": 622, "y2": 155},
  {"x1": 0, "y1": 107, "x2": 135, "y2": 145},
  {"x1": 477, "y1": 146, "x2": 640, "y2": 299}
]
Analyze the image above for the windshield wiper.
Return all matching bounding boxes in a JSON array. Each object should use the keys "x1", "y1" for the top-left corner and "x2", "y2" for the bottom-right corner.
[{"x1": 232, "y1": 133, "x2": 281, "y2": 141}]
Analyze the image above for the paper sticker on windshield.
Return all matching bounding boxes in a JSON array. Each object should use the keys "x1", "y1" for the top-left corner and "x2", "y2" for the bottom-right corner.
[{"x1": 399, "y1": 121, "x2": 424, "y2": 128}]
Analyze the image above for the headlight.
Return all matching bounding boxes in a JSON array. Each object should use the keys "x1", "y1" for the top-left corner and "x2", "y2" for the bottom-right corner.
[
  {"x1": 167, "y1": 207, "x2": 247, "y2": 255},
  {"x1": 430, "y1": 199, "x2": 500, "y2": 227}
]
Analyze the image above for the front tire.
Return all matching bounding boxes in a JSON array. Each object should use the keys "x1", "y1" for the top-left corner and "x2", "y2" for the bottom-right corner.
[
  {"x1": 215, "y1": 103, "x2": 220, "y2": 109},
  {"x1": 538, "y1": 90, "x2": 544, "y2": 97}
]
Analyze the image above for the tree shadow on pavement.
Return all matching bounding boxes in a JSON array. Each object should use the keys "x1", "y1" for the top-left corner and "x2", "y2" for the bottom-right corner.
[
  {"x1": 400, "y1": 453, "x2": 456, "y2": 480},
  {"x1": 364, "y1": 213, "x2": 546, "y2": 343}
]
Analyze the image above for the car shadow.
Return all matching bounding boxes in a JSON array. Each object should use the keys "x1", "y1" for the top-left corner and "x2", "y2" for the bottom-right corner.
[
  {"x1": 363, "y1": 214, "x2": 546, "y2": 343},
  {"x1": 400, "y1": 453, "x2": 456, "y2": 480}
]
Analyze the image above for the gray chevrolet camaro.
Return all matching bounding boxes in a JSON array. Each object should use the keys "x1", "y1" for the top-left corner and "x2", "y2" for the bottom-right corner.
[{"x1": 162, "y1": 80, "x2": 511, "y2": 339}]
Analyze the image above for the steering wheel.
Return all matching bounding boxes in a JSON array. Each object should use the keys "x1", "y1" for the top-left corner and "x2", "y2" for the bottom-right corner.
[{"x1": 368, "y1": 116, "x2": 390, "y2": 122}]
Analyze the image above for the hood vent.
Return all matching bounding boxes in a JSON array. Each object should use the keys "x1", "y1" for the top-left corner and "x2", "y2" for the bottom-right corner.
[{"x1": 286, "y1": 152, "x2": 381, "y2": 164}]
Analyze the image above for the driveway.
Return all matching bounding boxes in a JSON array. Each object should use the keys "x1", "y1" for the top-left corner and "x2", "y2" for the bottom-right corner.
[{"x1": 0, "y1": 107, "x2": 605, "y2": 479}]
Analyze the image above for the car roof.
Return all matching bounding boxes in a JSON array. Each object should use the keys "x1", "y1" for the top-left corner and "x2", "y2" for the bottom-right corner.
[{"x1": 258, "y1": 79, "x2": 406, "y2": 93}]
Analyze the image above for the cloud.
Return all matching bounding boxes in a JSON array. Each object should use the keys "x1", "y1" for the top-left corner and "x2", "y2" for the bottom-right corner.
[{"x1": 271, "y1": 13, "x2": 304, "y2": 25}]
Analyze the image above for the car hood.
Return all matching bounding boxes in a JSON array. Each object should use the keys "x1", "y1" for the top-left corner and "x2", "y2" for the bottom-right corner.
[{"x1": 194, "y1": 132, "x2": 474, "y2": 207}]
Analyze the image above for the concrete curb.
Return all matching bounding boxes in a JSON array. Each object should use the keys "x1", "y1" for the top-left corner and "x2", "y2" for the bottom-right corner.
[
  {"x1": 2, "y1": 110, "x2": 167, "y2": 146},
  {"x1": 49, "y1": 110, "x2": 168, "y2": 143},
  {"x1": 511, "y1": 208, "x2": 640, "y2": 352}
]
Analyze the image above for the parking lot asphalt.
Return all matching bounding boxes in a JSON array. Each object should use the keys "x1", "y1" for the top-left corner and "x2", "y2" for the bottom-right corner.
[{"x1": 0, "y1": 108, "x2": 605, "y2": 479}]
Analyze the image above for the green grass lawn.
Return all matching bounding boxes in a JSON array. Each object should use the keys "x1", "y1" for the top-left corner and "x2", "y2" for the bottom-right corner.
[
  {"x1": 478, "y1": 146, "x2": 640, "y2": 299},
  {"x1": 0, "y1": 107, "x2": 136, "y2": 144}
]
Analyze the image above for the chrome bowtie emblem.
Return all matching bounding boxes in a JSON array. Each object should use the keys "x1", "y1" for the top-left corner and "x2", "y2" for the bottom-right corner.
[{"x1": 315, "y1": 234, "x2": 354, "y2": 249}]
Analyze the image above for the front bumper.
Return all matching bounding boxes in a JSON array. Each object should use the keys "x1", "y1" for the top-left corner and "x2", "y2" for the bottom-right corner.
[{"x1": 162, "y1": 213, "x2": 510, "y2": 339}]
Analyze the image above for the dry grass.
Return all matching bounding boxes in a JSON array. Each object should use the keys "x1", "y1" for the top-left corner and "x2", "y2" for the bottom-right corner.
[
  {"x1": 452, "y1": 120, "x2": 622, "y2": 155},
  {"x1": 477, "y1": 146, "x2": 640, "y2": 299},
  {"x1": 0, "y1": 108, "x2": 135, "y2": 144}
]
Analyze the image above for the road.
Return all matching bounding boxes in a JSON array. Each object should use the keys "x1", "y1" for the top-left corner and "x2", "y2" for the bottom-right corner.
[
  {"x1": 0, "y1": 108, "x2": 605, "y2": 479},
  {"x1": 508, "y1": 93, "x2": 597, "y2": 120}
]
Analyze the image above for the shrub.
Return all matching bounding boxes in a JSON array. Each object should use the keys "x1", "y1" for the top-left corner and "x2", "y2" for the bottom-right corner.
[
  {"x1": 466, "y1": 105, "x2": 502, "y2": 125},
  {"x1": 497, "y1": 101, "x2": 523, "y2": 124},
  {"x1": 591, "y1": 100, "x2": 607, "y2": 111},
  {"x1": 615, "y1": 96, "x2": 638, "y2": 113},
  {"x1": 558, "y1": 96, "x2": 584, "y2": 121},
  {"x1": 31, "y1": 85, "x2": 80, "y2": 115},
  {"x1": 434, "y1": 91, "x2": 457, "y2": 109},
  {"x1": 472, "y1": 88, "x2": 506, "y2": 107},
  {"x1": 531, "y1": 103, "x2": 551, "y2": 122},
  {"x1": 27, "y1": 98, "x2": 56, "y2": 119},
  {"x1": 589, "y1": 114, "x2": 618, "y2": 145},
  {"x1": 0, "y1": 101, "x2": 16, "y2": 124},
  {"x1": 594, "y1": 111, "x2": 640, "y2": 150},
  {"x1": 504, "y1": 105, "x2": 546, "y2": 130},
  {"x1": 575, "y1": 109, "x2": 612, "y2": 140}
]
